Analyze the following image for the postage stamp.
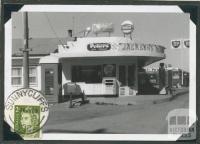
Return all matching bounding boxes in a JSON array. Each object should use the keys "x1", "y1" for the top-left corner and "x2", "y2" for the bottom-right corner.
[
  {"x1": 14, "y1": 105, "x2": 40, "y2": 134},
  {"x1": 4, "y1": 88, "x2": 49, "y2": 139}
]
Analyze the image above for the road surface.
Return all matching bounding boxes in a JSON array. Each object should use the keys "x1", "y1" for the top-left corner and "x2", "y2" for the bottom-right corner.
[{"x1": 43, "y1": 93, "x2": 189, "y2": 134}]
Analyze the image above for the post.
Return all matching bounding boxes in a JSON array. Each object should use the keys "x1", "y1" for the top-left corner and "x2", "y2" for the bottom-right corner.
[
  {"x1": 23, "y1": 12, "x2": 29, "y2": 88},
  {"x1": 69, "y1": 93, "x2": 73, "y2": 108},
  {"x1": 159, "y1": 63, "x2": 166, "y2": 94},
  {"x1": 182, "y1": 70, "x2": 184, "y2": 86},
  {"x1": 168, "y1": 69, "x2": 173, "y2": 94}
]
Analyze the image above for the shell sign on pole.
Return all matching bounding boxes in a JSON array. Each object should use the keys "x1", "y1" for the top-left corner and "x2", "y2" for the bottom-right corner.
[
  {"x1": 121, "y1": 20, "x2": 134, "y2": 34},
  {"x1": 183, "y1": 40, "x2": 189, "y2": 48},
  {"x1": 171, "y1": 39, "x2": 190, "y2": 49},
  {"x1": 171, "y1": 40, "x2": 181, "y2": 49}
]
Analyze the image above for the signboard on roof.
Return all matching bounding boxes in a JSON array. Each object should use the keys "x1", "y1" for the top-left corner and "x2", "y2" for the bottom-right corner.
[
  {"x1": 85, "y1": 42, "x2": 165, "y2": 53},
  {"x1": 87, "y1": 43, "x2": 111, "y2": 51},
  {"x1": 92, "y1": 23, "x2": 114, "y2": 34},
  {"x1": 57, "y1": 37, "x2": 165, "y2": 59},
  {"x1": 118, "y1": 43, "x2": 165, "y2": 53},
  {"x1": 121, "y1": 20, "x2": 134, "y2": 34}
]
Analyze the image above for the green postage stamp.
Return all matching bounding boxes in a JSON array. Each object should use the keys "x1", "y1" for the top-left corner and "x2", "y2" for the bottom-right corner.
[
  {"x1": 5, "y1": 88, "x2": 49, "y2": 140},
  {"x1": 14, "y1": 105, "x2": 41, "y2": 139}
]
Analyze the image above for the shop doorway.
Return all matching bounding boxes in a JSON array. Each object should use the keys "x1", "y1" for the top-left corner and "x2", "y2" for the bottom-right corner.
[
  {"x1": 118, "y1": 64, "x2": 136, "y2": 96},
  {"x1": 41, "y1": 63, "x2": 62, "y2": 103},
  {"x1": 119, "y1": 64, "x2": 136, "y2": 87}
]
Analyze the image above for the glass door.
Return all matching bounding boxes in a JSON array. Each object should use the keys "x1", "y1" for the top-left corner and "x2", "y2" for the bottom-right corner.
[
  {"x1": 119, "y1": 64, "x2": 135, "y2": 86},
  {"x1": 41, "y1": 63, "x2": 62, "y2": 103}
]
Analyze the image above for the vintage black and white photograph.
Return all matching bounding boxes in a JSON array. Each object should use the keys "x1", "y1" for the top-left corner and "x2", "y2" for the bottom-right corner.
[{"x1": 4, "y1": 5, "x2": 196, "y2": 141}]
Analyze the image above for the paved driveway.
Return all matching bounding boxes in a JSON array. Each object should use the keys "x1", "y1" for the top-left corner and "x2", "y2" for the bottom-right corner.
[{"x1": 43, "y1": 92, "x2": 189, "y2": 134}]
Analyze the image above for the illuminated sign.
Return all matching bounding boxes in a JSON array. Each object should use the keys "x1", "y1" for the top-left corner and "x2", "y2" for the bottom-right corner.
[{"x1": 87, "y1": 43, "x2": 111, "y2": 51}]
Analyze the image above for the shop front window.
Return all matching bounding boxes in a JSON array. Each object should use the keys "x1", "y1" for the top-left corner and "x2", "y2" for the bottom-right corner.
[{"x1": 72, "y1": 65, "x2": 102, "y2": 83}]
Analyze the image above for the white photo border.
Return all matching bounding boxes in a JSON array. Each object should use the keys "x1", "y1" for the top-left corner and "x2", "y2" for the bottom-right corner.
[{"x1": 4, "y1": 5, "x2": 196, "y2": 141}]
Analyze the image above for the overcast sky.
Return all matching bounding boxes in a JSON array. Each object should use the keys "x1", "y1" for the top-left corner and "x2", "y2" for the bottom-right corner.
[{"x1": 12, "y1": 12, "x2": 190, "y2": 71}]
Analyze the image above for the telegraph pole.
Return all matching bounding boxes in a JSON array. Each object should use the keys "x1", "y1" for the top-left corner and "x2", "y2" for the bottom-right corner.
[{"x1": 22, "y1": 12, "x2": 30, "y2": 88}]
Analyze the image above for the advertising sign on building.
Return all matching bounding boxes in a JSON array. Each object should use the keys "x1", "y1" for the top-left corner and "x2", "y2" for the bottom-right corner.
[
  {"x1": 183, "y1": 40, "x2": 190, "y2": 48},
  {"x1": 118, "y1": 43, "x2": 165, "y2": 53},
  {"x1": 121, "y1": 20, "x2": 134, "y2": 34},
  {"x1": 103, "y1": 64, "x2": 116, "y2": 77},
  {"x1": 92, "y1": 23, "x2": 114, "y2": 34},
  {"x1": 86, "y1": 41, "x2": 165, "y2": 55},
  {"x1": 87, "y1": 43, "x2": 111, "y2": 51},
  {"x1": 171, "y1": 40, "x2": 181, "y2": 49},
  {"x1": 171, "y1": 39, "x2": 190, "y2": 49}
]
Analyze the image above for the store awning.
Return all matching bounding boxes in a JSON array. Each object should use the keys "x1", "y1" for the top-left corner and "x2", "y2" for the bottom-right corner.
[
  {"x1": 39, "y1": 37, "x2": 166, "y2": 65},
  {"x1": 39, "y1": 53, "x2": 165, "y2": 67}
]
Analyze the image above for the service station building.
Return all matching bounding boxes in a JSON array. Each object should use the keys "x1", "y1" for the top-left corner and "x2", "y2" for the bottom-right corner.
[{"x1": 11, "y1": 21, "x2": 166, "y2": 103}]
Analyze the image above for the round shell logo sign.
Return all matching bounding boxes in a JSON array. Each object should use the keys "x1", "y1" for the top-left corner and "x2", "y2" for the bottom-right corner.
[
  {"x1": 121, "y1": 20, "x2": 134, "y2": 34},
  {"x1": 4, "y1": 88, "x2": 49, "y2": 134}
]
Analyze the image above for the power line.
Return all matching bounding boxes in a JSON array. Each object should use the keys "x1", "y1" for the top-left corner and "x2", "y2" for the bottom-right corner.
[{"x1": 43, "y1": 13, "x2": 66, "y2": 47}]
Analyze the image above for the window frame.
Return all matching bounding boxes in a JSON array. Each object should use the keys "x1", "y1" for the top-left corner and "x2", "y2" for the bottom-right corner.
[
  {"x1": 29, "y1": 66, "x2": 38, "y2": 86},
  {"x1": 11, "y1": 67, "x2": 23, "y2": 86},
  {"x1": 11, "y1": 66, "x2": 38, "y2": 86}
]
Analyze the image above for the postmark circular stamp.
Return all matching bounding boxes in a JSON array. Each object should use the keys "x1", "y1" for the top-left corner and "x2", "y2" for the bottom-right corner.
[{"x1": 4, "y1": 88, "x2": 49, "y2": 134}]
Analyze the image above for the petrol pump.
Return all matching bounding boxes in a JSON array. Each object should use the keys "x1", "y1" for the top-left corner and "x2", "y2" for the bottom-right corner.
[
  {"x1": 102, "y1": 64, "x2": 118, "y2": 96},
  {"x1": 102, "y1": 77, "x2": 118, "y2": 96},
  {"x1": 171, "y1": 69, "x2": 182, "y2": 88}
]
